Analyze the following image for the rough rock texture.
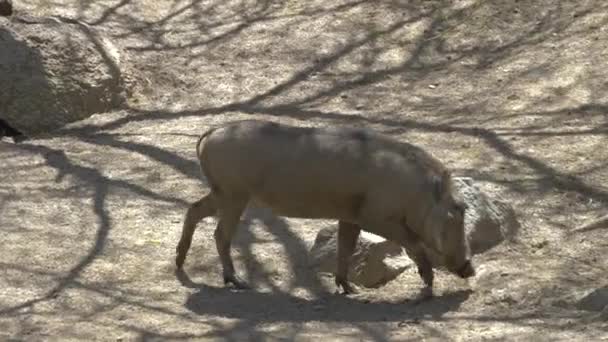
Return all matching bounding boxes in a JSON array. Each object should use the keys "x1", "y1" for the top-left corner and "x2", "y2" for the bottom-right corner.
[
  {"x1": 309, "y1": 177, "x2": 521, "y2": 287},
  {"x1": 0, "y1": 15, "x2": 131, "y2": 136},
  {"x1": 453, "y1": 177, "x2": 521, "y2": 255},
  {"x1": 308, "y1": 226, "x2": 414, "y2": 288}
]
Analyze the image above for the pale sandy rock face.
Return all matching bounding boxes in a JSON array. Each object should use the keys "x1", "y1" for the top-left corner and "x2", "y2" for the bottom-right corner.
[
  {"x1": 452, "y1": 177, "x2": 521, "y2": 255},
  {"x1": 0, "y1": 16, "x2": 131, "y2": 136},
  {"x1": 309, "y1": 226, "x2": 414, "y2": 288}
]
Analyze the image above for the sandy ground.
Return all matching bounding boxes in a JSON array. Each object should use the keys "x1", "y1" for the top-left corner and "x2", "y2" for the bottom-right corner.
[{"x1": 1, "y1": 0, "x2": 608, "y2": 340}]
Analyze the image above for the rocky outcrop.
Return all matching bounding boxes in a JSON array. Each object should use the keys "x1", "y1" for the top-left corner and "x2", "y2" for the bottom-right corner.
[
  {"x1": 453, "y1": 177, "x2": 520, "y2": 255},
  {"x1": 0, "y1": 15, "x2": 132, "y2": 137}
]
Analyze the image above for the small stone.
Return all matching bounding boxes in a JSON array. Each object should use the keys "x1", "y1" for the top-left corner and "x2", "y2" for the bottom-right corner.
[
  {"x1": 398, "y1": 318, "x2": 420, "y2": 327},
  {"x1": 598, "y1": 305, "x2": 608, "y2": 320},
  {"x1": 532, "y1": 240, "x2": 549, "y2": 249},
  {"x1": 576, "y1": 287, "x2": 608, "y2": 312}
]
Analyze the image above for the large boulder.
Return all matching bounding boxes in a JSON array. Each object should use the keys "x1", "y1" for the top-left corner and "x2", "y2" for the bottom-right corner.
[
  {"x1": 308, "y1": 177, "x2": 521, "y2": 287},
  {"x1": 0, "y1": 15, "x2": 132, "y2": 137},
  {"x1": 453, "y1": 177, "x2": 520, "y2": 254}
]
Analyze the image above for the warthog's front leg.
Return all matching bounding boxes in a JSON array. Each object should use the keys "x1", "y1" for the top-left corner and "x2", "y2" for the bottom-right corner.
[
  {"x1": 335, "y1": 221, "x2": 361, "y2": 294},
  {"x1": 214, "y1": 194, "x2": 249, "y2": 289},
  {"x1": 403, "y1": 242, "x2": 434, "y2": 299},
  {"x1": 176, "y1": 193, "x2": 217, "y2": 269},
  {"x1": 359, "y1": 217, "x2": 434, "y2": 297}
]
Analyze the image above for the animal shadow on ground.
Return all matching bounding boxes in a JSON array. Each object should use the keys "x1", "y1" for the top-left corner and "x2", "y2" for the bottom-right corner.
[{"x1": 176, "y1": 269, "x2": 472, "y2": 323}]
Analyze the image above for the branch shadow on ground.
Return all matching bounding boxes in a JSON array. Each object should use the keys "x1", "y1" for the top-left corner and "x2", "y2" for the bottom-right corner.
[
  {"x1": 177, "y1": 269, "x2": 472, "y2": 323},
  {"x1": 0, "y1": 143, "x2": 186, "y2": 316},
  {"x1": 8, "y1": 0, "x2": 608, "y2": 339}
]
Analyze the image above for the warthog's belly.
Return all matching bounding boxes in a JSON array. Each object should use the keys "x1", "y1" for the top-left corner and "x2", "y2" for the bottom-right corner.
[{"x1": 251, "y1": 190, "x2": 364, "y2": 220}]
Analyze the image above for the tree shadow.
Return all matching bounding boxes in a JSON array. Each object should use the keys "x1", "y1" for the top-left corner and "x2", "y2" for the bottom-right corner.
[
  {"x1": 177, "y1": 268, "x2": 472, "y2": 323},
  {"x1": 238, "y1": 206, "x2": 326, "y2": 294},
  {"x1": 6, "y1": 0, "x2": 608, "y2": 339},
  {"x1": 0, "y1": 142, "x2": 186, "y2": 316}
]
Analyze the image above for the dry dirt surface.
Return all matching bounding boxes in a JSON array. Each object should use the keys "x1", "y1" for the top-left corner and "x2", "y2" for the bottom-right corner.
[{"x1": 2, "y1": 0, "x2": 608, "y2": 340}]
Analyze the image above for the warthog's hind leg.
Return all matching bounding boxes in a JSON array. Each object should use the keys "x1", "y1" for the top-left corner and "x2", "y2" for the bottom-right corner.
[
  {"x1": 335, "y1": 221, "x2": 361, "y2": 294},
  {"x1": 176, "y1": 193, "x2": 217, "y2": 269},
  {"x1": 214, "y1": 194, "x2": 249, "y2": 289}
]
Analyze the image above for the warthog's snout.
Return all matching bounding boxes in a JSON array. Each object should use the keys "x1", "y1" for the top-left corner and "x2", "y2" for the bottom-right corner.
[{"x1": 455, "y1": 260, "x2": 475, "y2": 279}]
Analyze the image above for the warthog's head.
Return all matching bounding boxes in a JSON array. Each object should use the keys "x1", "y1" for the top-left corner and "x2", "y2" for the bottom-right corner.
[{"x1": 425, "y1": 171, "x2": 475, "y2": 279}]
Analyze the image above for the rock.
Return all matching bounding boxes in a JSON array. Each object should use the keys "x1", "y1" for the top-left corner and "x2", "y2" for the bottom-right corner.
[
  {"x1": 572, "y1": 214, "x2": 608, "y2": 233},
  {"x1": 308, "y1": 226, "x2": 414, "y2": 288},
  {"x1": 0, "y1": 0, "x2": 11, "y2": 17},
  {"x1": 453, "y1": 177, "x2": 520, "y2": 255},
  {"x1": 0, "y1": 15, "x2": 132, "y2": 136},
  {"x1": 308, "y1": 177, "x2": 521, "y2": 287},
  {"x1": 576, "y1": 287, "x2": 608, "y2": 312}
]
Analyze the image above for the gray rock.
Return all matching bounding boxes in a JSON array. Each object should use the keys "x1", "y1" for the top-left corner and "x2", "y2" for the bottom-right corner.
[
  {"x1": 308, "y1": 226, "x2": 414, "y2": 288},
  {"x1": 453, "y1": 177, "x2": 520, "y2": 255},
  {"x1": 308, "y1": 177, "x2": 521, "y2": 287},
  {"x1": 576, "y1": 287, "x2": 608, "y2": 312},
  {"x1": 0, "y1": 15, "x2": 133, "y2": 136}
]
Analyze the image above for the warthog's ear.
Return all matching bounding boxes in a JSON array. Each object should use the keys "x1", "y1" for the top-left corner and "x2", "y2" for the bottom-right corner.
[
  {"x1": 432, "y1": 170, "x2": 453, "y2": 201},
  {"x1": 442, "y1": 169, "x2": 452, "y2": 193},
  {"x1": 432, "y1": 174, "x2": 443, "y2": 201}
]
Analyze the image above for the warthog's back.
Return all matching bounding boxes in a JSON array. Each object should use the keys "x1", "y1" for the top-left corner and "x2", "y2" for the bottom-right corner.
[{"x1": 199, "y1": 120, "x2": 448, "y2": 221}]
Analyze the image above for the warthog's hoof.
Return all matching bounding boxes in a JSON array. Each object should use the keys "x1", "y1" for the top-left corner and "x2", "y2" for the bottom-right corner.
[
  {"x1": 456, "y1": 260, "x2": 475, "y2": 279},
  {"x1": 415, "y1": 287, "x2": 433, "y2": 302},
  {"x1": 224, "y1": 275, "x2": 250, "y2": 290},
  {"x1": 335, "y1": 278, "x2": 358, "y2": 295}
]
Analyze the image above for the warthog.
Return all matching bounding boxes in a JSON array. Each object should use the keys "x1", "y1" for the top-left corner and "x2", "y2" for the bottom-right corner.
[{"x1": 176, "y1": 120, "x2": 474, "y2": 296}]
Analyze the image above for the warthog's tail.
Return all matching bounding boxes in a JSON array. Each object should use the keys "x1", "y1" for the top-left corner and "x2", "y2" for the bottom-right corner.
[
  {"x1": 195, "y1": 126, "x2": 223, "y2": 194},
  {"x1": 195, "y1": 126, "x2": 217, "y2": 158},
  {"x1": 175, "y1": 127, "x2": 222, "y2": 269}
]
